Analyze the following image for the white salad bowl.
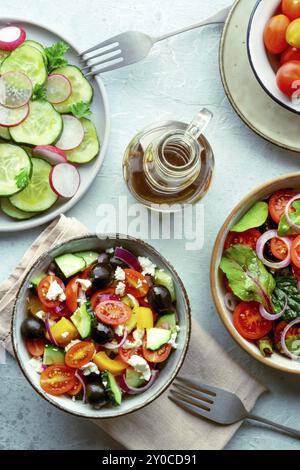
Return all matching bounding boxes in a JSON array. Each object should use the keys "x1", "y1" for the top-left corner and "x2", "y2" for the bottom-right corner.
[
  {"x1": 12, "y1": 235, "x2": 191, "y2": 419},
  {"x1": 211, "y1": 173, "x2": 300, "y2": 375},
  {"x1": 247, "y1": 0, "x2": 300, "y2": 114}
]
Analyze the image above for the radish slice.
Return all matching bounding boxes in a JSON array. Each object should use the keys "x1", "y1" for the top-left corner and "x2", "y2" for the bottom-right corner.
[
  {"x1": 0, "y1": 26, "x2": 26, "y2": 51},
  {"x1": 0, "y1": 71, "x2": 32, "y2": 109},
  {"x1": 46, "y1": 74, "x2": 72, "y2": 104},
  {"x1": 55, "y1": 115, "x2": 84, "y2": 151},
  {"x1": 33, "y1": 145, "x2": 67, "y2": 165},
  {"x1": 50, "y1": 163, "x2": 80, "y2": 198},
  {"x1": 0, "y1": 102, "x2": 29, "y2": 127}
]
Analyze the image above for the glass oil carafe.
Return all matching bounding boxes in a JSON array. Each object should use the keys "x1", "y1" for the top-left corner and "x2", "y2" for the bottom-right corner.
[{"x1": 123, "y1": 108, "x2": 214, "y2": 211}]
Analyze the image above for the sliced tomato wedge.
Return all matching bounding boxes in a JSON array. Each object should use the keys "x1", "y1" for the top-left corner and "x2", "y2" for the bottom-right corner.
[
  {"x1": 25, "y1": 339, "x2": 46, "y2": 357},
  {"x1": 269, "y1": 189, "x2": 296, "y2": 224},
  {"x1": 270, "y1": 237, "x2": 289, "y2": 261},
  {"x1": 142, "y1": 339, "x2": 172, "y2": 363},
  {"x1": 90, "y1": 287, "x2": 117, "y2": 311},
  {"x1": 224, "y1": 229, "x2": 261, "y2": 251},
  {"x1": 292, "y1": 263, "x2": 300, "y2": 278},
  {"x1": 67, "y1": 376, "x2": 83, "y2": 396},
  {"x1": 274, "y1": 321, "x2": 300, "y2": 345},
  {"x1": 40, "y1": 365, "x2": 76, "y2": 396},
  {"x1": 119, "y1": 335, "x2": 142, "y2": 364},
  {"x1": 37, "y1": 275, "x2": 65, "y2": 310},
  {"x1": 124, "y1": 269, "x2": 150, "y2": 298},
  {"x1": 96, "y1": 300, "x2": 131, "y2": 326},
  {"x1": 65, "y1": 277, "x2": 79, "y2": 313},
  {"x1": 65, "y1": 341, "x2": 96, "y2": 369},
  {"x1": 291, "y1": 235, "x2": 300, "y2": 269},
  {"x1": 233, "y1": 301, "x2": 272, "y2": 340}
]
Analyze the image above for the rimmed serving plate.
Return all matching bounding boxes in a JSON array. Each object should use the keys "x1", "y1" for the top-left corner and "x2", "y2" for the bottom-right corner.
[
  {"x1": 0, "y1": 18, "x2": 110, "y2": 232},
  {"x1": 220, "y1": 0, "x2": 300, "y2": 152}
]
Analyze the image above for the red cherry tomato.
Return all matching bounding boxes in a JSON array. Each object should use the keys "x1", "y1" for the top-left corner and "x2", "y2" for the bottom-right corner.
[
  {"x1": 40, "y1": 365, "x2": 76, "y2": 396},
  {"x1": 37, "y1": 275, "x2": 65, "y2": 310},
  {"x1": 270, "y1": 237, "x2": 289, "y2": 260},
  {"x1": 142, "y1": 339, "x2": 172, "y2": 363},
  {"x1": 292, "y1": 263, "x2": 300, "y2": 277},
  {"x1": 119, "y1": 335, "x2": 143, "y2": 364},
  {"x1": 224, "y1": 229, "x2": 261, "y2": 251},
  {"x1": 90, "y1": 287, "x2": 117, "y2": 311},
  {"x1": 95, "y1": 300, "x2": 131, "y2": 326},
  {"x1": 233, "y1": 302, "x2": 272, "y2": 340},
  {"x1": 269, "y1": 189, "x2": 296, "y2": 223},
  {"x1": 124, "y1": 269, "x2": 150, "y2": 298},
  {"x1": 25, "y1": 339, "x2": 46, "y2": 357},
  {"x1": 282, "y1": 0, "x2": 300, "y2": 20},
  {"x1": 65, "y1": 277, "x2": 79, "y2": 313},
  {"x1": 291, "y1": 235, "x2": 300, "y2": 268},
  {"x1": 65, "y1": 341, "x2": 96, "y2": 369},
  {"x1": 264, "y1": 14, "x2": 290, "y2": 54},
  {"x1": 67, "y1": 376, "x2": 83, "y2": 396},
  {"x1": 276, "y1": 60, "x2": 300, "y2": 97},
  {"x1": 280, "y1": 46, "x2": 300, "y2": 64}
]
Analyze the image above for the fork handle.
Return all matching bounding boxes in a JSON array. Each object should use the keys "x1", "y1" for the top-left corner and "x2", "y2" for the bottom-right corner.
[
  {"x1": 247, "y1": 414, "x2": 300, "y2": 439},
  {"x1": 153, "y1": 6, "x2": 230, "y2": 43}
]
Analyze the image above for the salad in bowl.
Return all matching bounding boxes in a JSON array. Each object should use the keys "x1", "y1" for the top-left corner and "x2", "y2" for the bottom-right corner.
[{"x1": 13, "y1": 236, "x2": 190, "y2": 418}]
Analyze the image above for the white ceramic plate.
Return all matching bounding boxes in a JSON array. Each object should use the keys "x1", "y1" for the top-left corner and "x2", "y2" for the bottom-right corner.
[
  {"x1": 220, "y1": 0, "x2": 300, "y2": 152},
  {"x1": 0, "y1": 19, "x2": 110, "y2": 232}
]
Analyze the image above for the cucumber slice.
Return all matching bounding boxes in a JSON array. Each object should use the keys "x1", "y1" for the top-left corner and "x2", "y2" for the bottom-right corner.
[
  {"x1": 1, "y1": 197, "x2": 38, "y2": 219},
  {"x1": 0, "y1": 50, "x2": 10, "y2": 66},
  {"x1": 75, "y1": 251, "x2": 99, "y2": 267},
  {"x1": 30, "y1": 272, "x2": 46, "y2": 288},
  {"x1": 9, "y1": 101, "x2": 62, "y2": 145},
  {"x1": 43, "y1": 344, "x2": 65, "y2": 365},
  {"x1": 0, "y1": 45, "x2": 47, "y2": 87},
  {"x1": 54, "y1": 253, "x2": 86, "y2": 278},
  {"x1": 0, "y1": 143, "x2": 31, "y2": 196},
  {"x1": 156, "y1": 313, "x2": 177, "y2": 332},
  {"x1": 125, "y1": 368, "x2": 146, "y2": 388},
  {"x1": 0, "y1": 125, "x2": 10, "y2": 140},
  {"x1": 52, "y1": 66, "x2": 93, "y2": 113},
  {"x1": 71, "y1": 303, "x2": 92, "y2": 339},
  {"x1": 65, "y1": 118, "x2": 100, "y2": 164},
  {"x1": 154, "y1": 269, "x2": 176, "y2": 302},
  {"x1": 102, "y1": 371, "x2": 122, "y2": 406},
  {"x1": 9, "y1": 158, "x2": 58, "y2": 212},
  {"x1": 23, "y1": 40, "x2": 47, "y2": 62}
]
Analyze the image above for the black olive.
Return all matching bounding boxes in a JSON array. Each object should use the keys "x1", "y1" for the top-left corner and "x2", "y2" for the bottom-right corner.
[
  {"x1": 91, "y1": 264, "x2": 113, "y2": 288},
  {"x1": 109, "y1": 256, "x2": 127, "y2": 269},
  {"x1": 21, "y1": 317, "x2": 45, "y2": 340},
  {"x1": 91, "y1": 323, "x2": 114, "y2": 344},
  {"x1": 86, "y1": 373, "x2": 103, "y2": 384},
  {"x1": 86, "y1": 382, "x2": 106, "y2": 408},
  {"x1": 98, "y1": 253, "x2": 111, "y2": 265},
  {"x1": 148, "y1": 285, "x2": 172, "y2": 314}
]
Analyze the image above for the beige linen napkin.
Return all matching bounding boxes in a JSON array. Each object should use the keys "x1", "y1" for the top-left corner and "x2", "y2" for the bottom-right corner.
[{"x1": 0, "y1": 215, "x2": 266, "y2": 450}]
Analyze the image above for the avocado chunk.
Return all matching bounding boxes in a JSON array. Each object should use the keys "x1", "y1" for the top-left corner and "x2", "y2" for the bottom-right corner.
[
  {"x1": 71, "y1": 303, "x2": 92, "y2": 339},
  {"x1": 125, "y1": 367, "x2": 146, "y2": 388},
  {"x1": 75, "y1": 251, "x2": 99, "y2": 267},
  {"x1": 146, "y1": 327, "x2": 171, "y2": 351},
  {"x1": 102, "y1": 371, "x2": 122, "y2": 406},
  {"x1": 156, "y1": 313, "x2": 177, "y2": 332},
  {"x1": 154, "y1": 269, "x2": 176, "y2": 302},
  {"x1": 43, "y1": 344, "x2": 65, "y2": 365},
  {"x1": 54, "y1": 253, "x2": 86, "y2": 278}
]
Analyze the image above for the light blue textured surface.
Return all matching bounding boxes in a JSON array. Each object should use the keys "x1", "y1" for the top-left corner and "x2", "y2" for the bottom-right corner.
[{"x1": 1, "y1": 0, "x2": 300, "y2": 451}]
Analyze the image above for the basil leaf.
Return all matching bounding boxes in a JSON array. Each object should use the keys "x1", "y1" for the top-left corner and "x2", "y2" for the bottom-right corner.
[
  {"x1": 220, "y1": 245, "x2": 275, "y2": 309},
  {"x1": 231, "y1": 202, "x2": 268, "y2": 232},
  {"x1": 272, "y1": 275, "x2": 300, "y2": 320},
  {"x1": 278, "y1": 201, "x2": 300, "y2": 236}
]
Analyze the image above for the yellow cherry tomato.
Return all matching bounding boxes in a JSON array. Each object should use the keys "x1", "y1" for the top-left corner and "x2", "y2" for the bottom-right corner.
[{"x1": 286, "y1": 19, "x2": 300, "y2": 48}]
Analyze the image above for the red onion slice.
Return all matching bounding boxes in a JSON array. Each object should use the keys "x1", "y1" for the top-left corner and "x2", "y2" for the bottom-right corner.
[
  {"x1": 259, "y1": 294, "x2": 287, "y2": 321},
  {"x1": 256, "y1": 230, "x2": 291, "y2": 269},
  {"x1": 284, "y1": 194, "x2": 300, "y2": 233},
  {"x1": 118, "y1": 370, "x2": 159, "y2": 395},
  {"x1": 114, "y1": 247, "x2": 141, "y2": 271},
  {"x1": 75, "y1": 369, "x2": 87, "y2": 403},
  {"x1": 104, "y1": 328, "x2": 128, "y2": 350},
  {"x1": 224, "y1": 292, "x2": 238, "y2": 312},
  {"x1": 280, "y1": 318, "x2": 300, "y2": 361},
  {"x1": 45, "y1": 313, "x2": 59, "y2": 347}
]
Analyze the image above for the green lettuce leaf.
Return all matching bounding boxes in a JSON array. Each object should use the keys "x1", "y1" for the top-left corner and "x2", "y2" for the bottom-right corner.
[
  {"x1": 278, "y1": 200, "x2": 300, "y2": 236},
  {"x1": 272, "y1": 275, "x2": 300, "y2": 320},
  {"x1": 231, "y1": 202, "x2": 268, "y2": 232},
  {"x1": 220, "y1": 245, "x2": 275, "y2": 310}
]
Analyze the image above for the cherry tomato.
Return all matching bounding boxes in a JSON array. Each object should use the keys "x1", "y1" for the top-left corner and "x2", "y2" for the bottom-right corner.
[
  {"x1": 124, "y1": 269, "x2": 150, "y2": 298},
  {"x1": 65, "y1": 341, "x2": 96, "y2": 369},
  {"x1": 282, "y1": 0, "x2": 300, "y2": 20},
  {"x1": 292, "y1": 263, "x2": 300, "y2": 277},
  {"x1": 37, "y1": 275, "x2": 65, "y2": 310},
  {"x1": 276, "y1": 60, "x2": 300, "y2": 97},
  {"x1": 48, "y1": 303, "x2": 72, "y2": 319},
  {"x1": 25, "y1": 339, "x2": 46, "y2": 357},
  {"x1": 269, "y1": 189, "x2": 296, "y2": 223},
  {"x1": 142, "y1": 339, "x2": 172, "y2": 363},
  {"x1": 270, "y1": 237, "x2": 289, "y2": 260},
  {"x1": 291, "y1": 235, "x2": 300, "y2": 268},
  {"x1": 224, "y1": 229, "x2": 261, "y2": 251},
  {"x1": 119, "y1": 335, "x2": 142, "y2": 364},
  {"x1": 286, "y1": 19, "x2": 300, "y2": 48},
  {"x1": 90, "y1": 287, "x2": 117, "y2": 311},
  {"x1": 95, "y1": 300, "x2": 131, "y2": 326},
  {"x1": 67, "y1": 376, "x2": 83, "y2": 396},
  {"x1": 65, "y1": 277, "x2": 79, "y2": 313},
  {"x1": 233, "y1": 302, "x2": 272, "y2": 340},
  {"x1": 274, "y1": 320, "x2": 300, "y2": 344},
  {"x1": 40, "y1": 365, "x2": 76, "y2": 396},
  {"x1": 264, "y1": 14, "x2": 290, "y2": 54},
  {"x1": 81, "y1": 263, "x2": 97, "y2": 280},
  {"x1": 280, "y1": 46, "x2": 300, "y2": 64}
]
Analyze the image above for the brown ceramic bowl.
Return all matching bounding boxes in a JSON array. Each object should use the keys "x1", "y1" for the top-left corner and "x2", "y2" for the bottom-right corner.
[
  {"x1": 12, "y1": 235, "x2": 191, "y2": 418},
  {"x1": 211, "y1": 173, "x2": 300, "y2": 374}
]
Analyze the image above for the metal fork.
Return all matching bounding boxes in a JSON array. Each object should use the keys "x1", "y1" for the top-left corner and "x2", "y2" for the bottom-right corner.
[
  {"x1": 169, "y1": 377, "x2": 300, "y2": 439},
  {"x1": 79, "y1": 6, "x2": 230, "y2": 76}
]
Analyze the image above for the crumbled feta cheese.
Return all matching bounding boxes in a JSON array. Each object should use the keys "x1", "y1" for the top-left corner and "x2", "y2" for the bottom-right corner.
[
  {"x1": 123, "y1": 329, "x2": 144, "y2": 349},
  {"x1": 35, "y1": 310, "x2": 46, "y2": 322},
  {"x1": 28, "y1": 357, "x2": 43, "y2": 374},
  {"x1": 115, "y1": 281, "x2": 126, "y2": 296},
  {"x1": 75, "y1": 278, "x2": 92, "y2": 291},
  {"x1": 80, "y1": 362, "x2": 99, "y2": 376},
  {"x1": 128, "y1": 355, "x2": 151, "y2": 381},
  {"x1": 114, "y1": 266, "x2": 126, "y2": 281},
  {"x1": 168, "y1": 330, "x2": 179, "y2": 349},
  {"x1": 133, "y1": 328, "x2": 145, "y2": 341},
  {"x1": 77, "y1": 287, "x2": 87, "y2": 306},
  {"x1": 97, "y1": 323, "x2": 110, "y2": 333},
  {"x1": 46, "y1": 280, "x2": 66, "y2": 302},
  {"x1": 61, "y1": 331, "x2": 70, "y2": 339},
  {"x1": 65, "y1": 339, "x2": 81, "y2": 352},
  {"x1": 115, "y1": 324, "x2": 125, "y2": 336},
  {"x1": 106, "y1": 247, "x2": 114, "y2": 254},
  {"x1": 138, "y1": 256, "x2": 156, "y2": 277}
]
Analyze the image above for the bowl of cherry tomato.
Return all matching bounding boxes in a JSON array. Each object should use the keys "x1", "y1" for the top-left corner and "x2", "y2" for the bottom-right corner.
[
  {"x1": 12, "y1": 235, "x2": 191, "y2": 418},
  {"x1": 248, "y1": 0, "x2": 300, "y2": 113},
  {"x1": 211, "y1": 172, "x2": 300, "y2": 374}
]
